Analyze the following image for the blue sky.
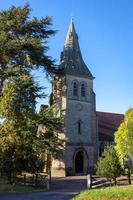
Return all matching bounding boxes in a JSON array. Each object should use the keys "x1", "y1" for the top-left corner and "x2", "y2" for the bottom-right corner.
[{"x1": 1, "y1": 0, "x2": 133, "y2": 114}]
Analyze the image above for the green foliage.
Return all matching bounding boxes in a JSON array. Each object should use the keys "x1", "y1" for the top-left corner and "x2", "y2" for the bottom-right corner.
[
  {"x1": 96, "y1": 146, "x2": 123, "y2": 183},
  {"x1": 0, "y1": 75, "x2": 44, "y2": 182},
  {"x1": 115, "y1": 108, "x2": 133, "y2": 163},
  {"x1": 0, "y1": 4, "x2": 64, "y2": 183},
  {"x1": 37, "y1": 107, "x2": 64, "y2": 158},
  {"x1": 0, "y1": 4, "x2": 62, "y2": 92},
  {"x1": 0, "y1": 76, "x2": 63, "y2": 183}
]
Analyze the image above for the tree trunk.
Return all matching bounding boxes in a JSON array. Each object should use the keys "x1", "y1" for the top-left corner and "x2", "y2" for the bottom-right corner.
[
  {"x1": 8, "y1": 170, "x2": 13, "y2": 184},
  {"x1": 0, "y1": 77, "x2": 4, "y2": 94},
  {"x1": 128, "y1": 169, "x2": 131, "y2": 185},
  {"x1": 114, "y1": 177, "x2": 117, "y2": 185},
  {"x1": 0, "y1": 64, "x2": 6, "y2": 94}
]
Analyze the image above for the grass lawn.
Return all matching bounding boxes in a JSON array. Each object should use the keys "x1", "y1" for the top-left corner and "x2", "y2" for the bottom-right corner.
[
  {"x1": 0, "y1": 181, "x2": 45, "y2": 193},
  {"x1": 0, "y1": 173, "x2": 47, "y2": 193},
  {"x1": 73, "y1": 185, "x2": 133, "y2": 200}
]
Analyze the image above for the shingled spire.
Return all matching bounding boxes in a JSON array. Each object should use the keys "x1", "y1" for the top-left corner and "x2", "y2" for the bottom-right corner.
[{"x1": 60, "y1": 19, "x2": 93, "y2": 78}]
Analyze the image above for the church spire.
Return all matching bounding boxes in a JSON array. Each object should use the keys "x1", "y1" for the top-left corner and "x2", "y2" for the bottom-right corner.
[
  {"x1": 60, "y1": 19, "x2": 94, "y2": 79},
  {"x1": 64, "y1": 18, "x2": 78, "y2": 49}
]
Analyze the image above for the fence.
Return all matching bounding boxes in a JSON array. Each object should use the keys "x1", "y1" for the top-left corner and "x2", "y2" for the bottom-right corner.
[
  {"x1": 14, "y1": 171, "x2": 51, "y2": 190},
  {"x1": 87, "y1": 174, "x2": 132, "y2": 189},
  {"x1": 87, "y1": 174, "x2": 114, "y2": 189}
]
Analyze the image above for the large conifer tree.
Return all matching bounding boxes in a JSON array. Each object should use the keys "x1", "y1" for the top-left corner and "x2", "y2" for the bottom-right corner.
[
  {"x1": 0, "y1": 4, "x2": 61, "y2": 93},
  {"x1": 0, "y1": 4, "x2": 63, "y2": 183}
]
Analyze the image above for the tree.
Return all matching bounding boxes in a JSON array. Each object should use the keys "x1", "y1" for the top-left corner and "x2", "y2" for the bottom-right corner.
[
  {"x1": 115, "y1": 108, "x2": 133, "y2": 163},
  {"x1": 0, "y1": 4, "x2": 62, "y2": 93},
  {"x1": 0, "y1": 74, "x2": 42, "y2": 183},
  {"x1": 0, "y1": 4, "x2": 64, "y2": 184},
  {"x1": 96, "y1": 146, "x2": 123, "y2": 185},
  {"x1": 38, "y1": 107, "x2": 64, "y2": 155},
  {"x1": 0, "y1": 75, "x2": 63, "y2": 183}
]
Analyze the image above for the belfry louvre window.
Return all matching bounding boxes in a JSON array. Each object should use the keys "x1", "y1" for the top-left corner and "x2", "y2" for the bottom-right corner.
[
  {"x1": 73, "y1": 82, "x2": 78, "y2": 96},
  {"x1": 81, "y1": 84, "x2": 85, "y2": 97}
]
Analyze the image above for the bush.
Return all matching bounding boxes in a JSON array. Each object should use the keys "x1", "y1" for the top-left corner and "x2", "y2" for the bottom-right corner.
[{"x1": 96, "y1": 145, "x2": 123, "y2": 184}]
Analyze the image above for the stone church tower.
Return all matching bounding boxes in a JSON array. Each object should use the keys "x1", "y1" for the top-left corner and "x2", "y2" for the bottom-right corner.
[{"x1": 51, "y1": 19, "x2": 98, "y2": 177}]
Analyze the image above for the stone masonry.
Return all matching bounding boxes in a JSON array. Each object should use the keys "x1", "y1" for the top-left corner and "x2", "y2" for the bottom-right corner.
[{"x1": 51, "y1": 19, "x2": 98, "y2": 177}]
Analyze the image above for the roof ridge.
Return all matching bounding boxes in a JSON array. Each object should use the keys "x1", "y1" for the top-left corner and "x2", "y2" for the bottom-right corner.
[{"x1": 96, "y1": 111, "x2": 124, "y2": 116}]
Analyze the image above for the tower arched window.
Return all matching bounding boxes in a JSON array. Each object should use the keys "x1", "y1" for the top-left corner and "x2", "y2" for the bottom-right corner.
[
  {"x1": 81, "y1": 83, "x2": 85, "y2": 97},
  {"x1": 73, "y1": 82, "x2": 78, "y2": 96}
]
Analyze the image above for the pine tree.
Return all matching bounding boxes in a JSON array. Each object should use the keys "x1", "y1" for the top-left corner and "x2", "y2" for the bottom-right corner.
[
  {"x1": 0, "y1": 4, "x2": 64, "y2": 183},
  {"x1": 0, "y1": 4, "x2": 62, "y2": 93},
  {"x1": 0, "y1": 74, "x2": 63, "y2": 183},
  {"x1": 0, "y1": 74, "x2": 41, "y2": 183}
]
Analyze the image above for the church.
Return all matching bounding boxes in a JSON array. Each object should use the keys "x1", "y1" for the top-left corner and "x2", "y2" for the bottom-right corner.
[{"x1": 41, "y1": 19, "x2": 124, "y2": 177}]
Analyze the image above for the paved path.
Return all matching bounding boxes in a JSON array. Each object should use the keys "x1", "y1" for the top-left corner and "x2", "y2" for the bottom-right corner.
[
  {"x1": 0, "y1": 191, "x2": 77, "y2": 200},
  {"x1": 0, "y1": 176, "x2": 87, "y2": 200}
]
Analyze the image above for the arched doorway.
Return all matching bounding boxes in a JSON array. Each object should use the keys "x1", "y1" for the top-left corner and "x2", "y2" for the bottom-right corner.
[{"x1": 75, "y1": 151, "x2": 84, "y2": 174}]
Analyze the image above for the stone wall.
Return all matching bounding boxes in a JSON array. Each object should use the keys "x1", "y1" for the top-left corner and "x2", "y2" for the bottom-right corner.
[{"x1": 51, "y1": 73, "x2": 98, "y2": 177}]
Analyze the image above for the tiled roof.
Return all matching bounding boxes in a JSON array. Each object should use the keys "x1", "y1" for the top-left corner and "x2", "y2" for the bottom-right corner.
[
  {"x1": 60, "y1": 19, "x2": 93, "y2": 79},
  {"x1": 97, "y1": 111, "x2": 124, "y2": 141}
]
